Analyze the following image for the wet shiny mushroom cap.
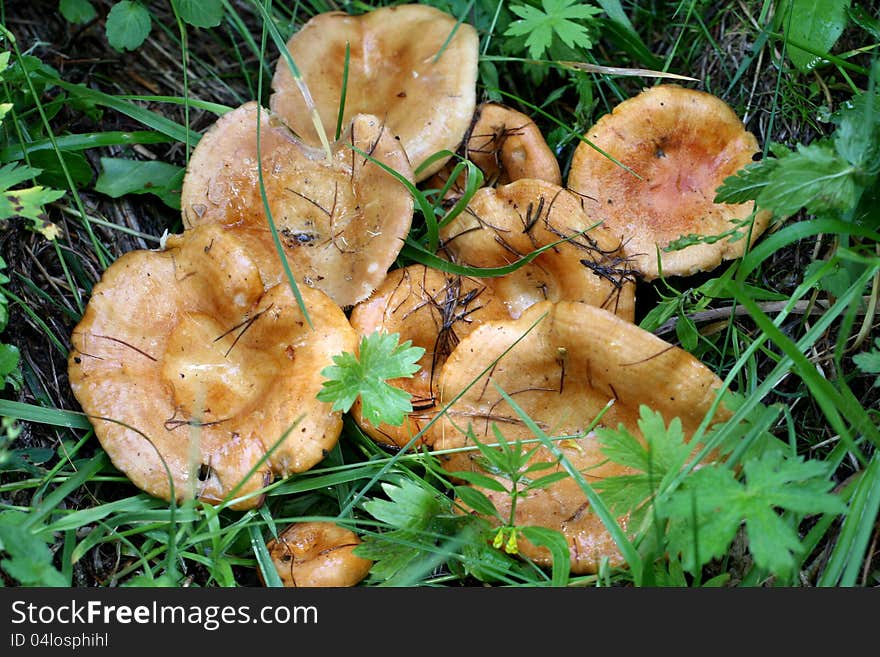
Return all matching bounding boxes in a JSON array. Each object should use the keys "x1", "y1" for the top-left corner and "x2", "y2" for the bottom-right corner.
[
  {"x1": 67, "y1": 224, "x2": 358, "y2": 510},
  {"x1": 348, "y1": 264, "x2": 508, "y2": 450},
  {"x1": 180, "y1": 102, "x2": 414, "y2": 308},
  {"x1": 434, "y1": 300, "x2": 728, "y2": 573},
  {"x1": 439, "y1": 179, "x2": 637, "y2": 322},
  {"x1": 426, "y1": 101, "x2": 562, "y2": 199},
  {"x1": 270, "y1": 4, "x2": 479, "y2": 182},
  {"x1": 567, "y1": 84, "x2": 770, "y2": 280},
  {"x1": 263, "y1": 521, "x2": 373, "y2": 587}
]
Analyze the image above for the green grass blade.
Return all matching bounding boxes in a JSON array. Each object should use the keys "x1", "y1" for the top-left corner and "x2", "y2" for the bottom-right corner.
[
  {"x1": 819, "y1": 451, "x2": 880, "y2": 587},
  {"x1": 24, "y1": 452, "x2": 108, "y2": 530},
  {"x1": 247, "y1": 522, "x2": 282, "y2": 587},
  {"x1": 0, "y1": 399, "x2": 92, "y2": 430}
]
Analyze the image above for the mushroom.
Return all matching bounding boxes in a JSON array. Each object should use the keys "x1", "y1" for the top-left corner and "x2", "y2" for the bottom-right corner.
[
  {"x1": 432, "y1": 300, "x2": 728, "y2": 573},
  {"x1": 426, "y1": 101, "x2": 562, "y2": 201},
  {"x1": 567, "y1": 84, "x2": 771, "y2": 280},
  {"x1": 270, "y1": 4, "x2": 479, "y2": 182},
  {"x1": 262, "y1": 521, "x2": 372, "y2": 587},
  {"x1": 439, "y1": 179, "x2": 637, "y2": 322},
  {"x1": 67, "y1": 224, "x2": 358, "y2": 510},
  {"x1": 180, "y1": 101, "x2": 414, "y2": 308},
  {"x1": 348, "y1": 263, "x2": 508, "y2": 450}
]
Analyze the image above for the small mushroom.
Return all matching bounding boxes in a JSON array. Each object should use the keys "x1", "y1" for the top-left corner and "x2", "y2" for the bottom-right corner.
[
  {"x1": 439, "y1": 179, "x2": 637, "y2": 322},
  {"x1": 348, "y1": 264, "x2": 508, "y2": 450},
  {"x1": 270, "y1": 4, "x2": 479, "y2": 181},
  {"x1": 567, "y1": 84, "x2": 771, "y2": 280},
  {"x1": 68, "y1": 224, "x2": 358, "y2": 510},
  {"x1": 433, "y1": 300, "x2": 728, "y2": 573},
  {"x1": 426, "y1": 101, "x2": 562, "y2": 200},
  {"x1": 180, "y1": 102, "x2": 414, "y2": 308},
  {"x1": 262, "y1": 521, "x2": 373, "y2": 587}
]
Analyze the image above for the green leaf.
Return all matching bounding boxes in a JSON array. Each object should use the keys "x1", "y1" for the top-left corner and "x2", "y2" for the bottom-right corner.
[
  {"x1": 172, "y1": 0, "x2": 224, "y2": 28},
  {"x1": 0, "y1": 511, "x2": 66, "y2": 587},
  {"x1": 714, "y1": 158, "x2": 777, "y2": 204},
  {"x1": 504, "y1": 0, "x2": 602, "y2": 60},
  {"x1": 29, "y1": 149, "x2": 93, "y2": 189},
  {"x1": 59, "y1": 0, "x2": 97, "y2": 24},
  {"x1": 0, "y1": 447, "x2": 54, "y2": 475},
  {"x1": 455, "y1": 485, "x2": 500, "y2": 518},
  {"x1": 105, "y1": 1, "x2": 152, "y2": 52},
  {"x1": 853, "y1": 338, "x2": 880, "y2": 387},
  {"x1": 317, "y1": 331, "x2": 424, "y2": 427},
  {"x1": 519, "y1": 526, "x2": 570, "y2": 586},
  {"x1": 0, "y1": 343, "x2": 20, "y2": 391},
  {"x1": 755, "y1": 142, "x2": 858, "y2": 217},
  {"x1": 94, "y1": 157, "x2": 184, "y2": 209},
  {"x1": 660, "y1": 451, "x2": 846, "y2": 577},
  {"x1": 782, "y1": 0, "x2": 851, "y2": 72}
]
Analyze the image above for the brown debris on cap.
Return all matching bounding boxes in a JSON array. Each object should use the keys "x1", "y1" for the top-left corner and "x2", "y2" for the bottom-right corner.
[
  {"x1": 262, "y1": 521, "x2": 372, "y2": 587},
  {"x1": 439, "y1": 179, "x2": 637, "y2": 322},
  {"x1": 567, "y1": 84, "x2": 771, "y2": 280},
  {"x1": 433, "y1": 300, "x2": 728, "y2": 573},
  {"x1": 348, "y1": 264, "x2": 508, "y2": 450},
  {"x1": 270, "y1": 4, "x2": 479, "y2": 182},
  {"x1": 426, "y1": 101, "x2": 562, "y2": 200},
  {"x1": 180, "y1": 102, "x2": 414, "y2": 308},
  {"x1": 67, "y1": 224, "x2": 358, "y2": 511}
]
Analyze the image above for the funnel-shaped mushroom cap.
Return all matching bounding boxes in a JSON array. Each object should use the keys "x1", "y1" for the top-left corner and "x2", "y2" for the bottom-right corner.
[
  {"x1": 348, "y1": 264, "x2": 508, "y2": 450},
  {"x1": 181, "y1": 102, "x2": 413, "y2": 307},
  {"x1": 262, "y1": 521, "x2": 372, "y2": 587},
  {"x1": 68, "y1": 224, "x2": 358, "y2": 510},
  {"x1": 270, "y1": 4, "x2": 478, "y2": 181},
  {"x1": 434, "y1": 301, "x2": 727, "y2": 573},
  {"x1": 567, "y1": 84, "x2": 770, "y2": 280},
  {"x1": 440, "y1": 179, "x2": 637, "y2": 321},
  {"x1": 427, "y1": 102, "x2": 562, "y2": 198}
]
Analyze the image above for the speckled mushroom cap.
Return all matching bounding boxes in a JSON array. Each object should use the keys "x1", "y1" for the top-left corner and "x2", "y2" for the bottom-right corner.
[
  {"x1": 427, "y1": 101, "x2": 562, "y2": 199},
  {"x1": 439, "y1": 179, "x2": 637, "y2": 322},
  {"x1": 262, "y1": 521, "x2": 372, "y2": 587},
  {"x1": 433, "y1": 300, "x2": 727, "y2": 573},
  {"x1": 348, "y1": 264, "x2": 508, "y2": 450},
  {"x1": 270, "y1": 4, "x2": 479, "y2": 182},
  {"x1": 567, "y1": 84, "x2": 770, "y2": 280},
  {"x1": 67, "y1": 224, "x2": 358, "y2": 511},
  {"x1": 180, "y1": 102, "x2": 414, "y2": 308}
]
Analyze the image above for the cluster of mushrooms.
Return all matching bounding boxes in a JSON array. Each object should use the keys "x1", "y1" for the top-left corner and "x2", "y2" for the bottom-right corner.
[{"x1": 67, "y1": 5, "x2": 771, "y2": 585}]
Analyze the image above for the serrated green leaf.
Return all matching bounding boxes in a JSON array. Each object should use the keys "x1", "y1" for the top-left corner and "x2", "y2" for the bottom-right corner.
[
  {"x1": 755, "y1": 142, "x2": 858, "y2": 217},
  {"x1": 105, "y1": 1, "x2": 152, "y2": 52},
  {"x1": 0, "y1": 511, "x2": 66, "y2": 586},
  {"x1": 661, "y1": 451, "x2": 846, "y2": 577},
  {"x1": 505, "y1": 0, "x2": 601, "y2": 60},
  {"x1": 173, "y1": 0, "x2": 224, "y2": 28},
  {"x1": 59, "y1": 0, "x2": 97, "y2": 24},
  {"x1": 852, "y1": 339, "x2": 880, "y2": 386},
  {"x1": 317, "y1": 331, "x2": 424, "y2": 427},
  {"x1": 714, "y1": 158, "x2": 778, "y2": 204},
  {"x1": 782, "y1": 0, "x2": 851, "y2": 72}
]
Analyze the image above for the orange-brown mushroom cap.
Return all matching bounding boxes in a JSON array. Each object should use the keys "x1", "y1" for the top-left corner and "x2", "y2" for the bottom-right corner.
[
  {"x1": 567, "y1": 84, "x2": 771, "y2": 280},
  {"x1": 439, "y1": 179, "x2": 637, "y2": 322},
  {"x1": 67, "y1": 224, "x2": 358, "y2": 510},
  {"x1": 262, "y1": 521, "x2": 372, "y2": 587},
  {"x1": 270, "y1": 4, "x2": 479, "y2": 182},
  {"x1": 348, "y1": 264, "x2": 508, "y2": 450},
  {"x1": 180, "y1": 102, "x2": 414, "y2": 308},
  {"x1": 433, "y1": 300, "x2": 728, "y2": 573},
  {"x1": 426, "y1": 102, "x2": 562, "y2": 199}
]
